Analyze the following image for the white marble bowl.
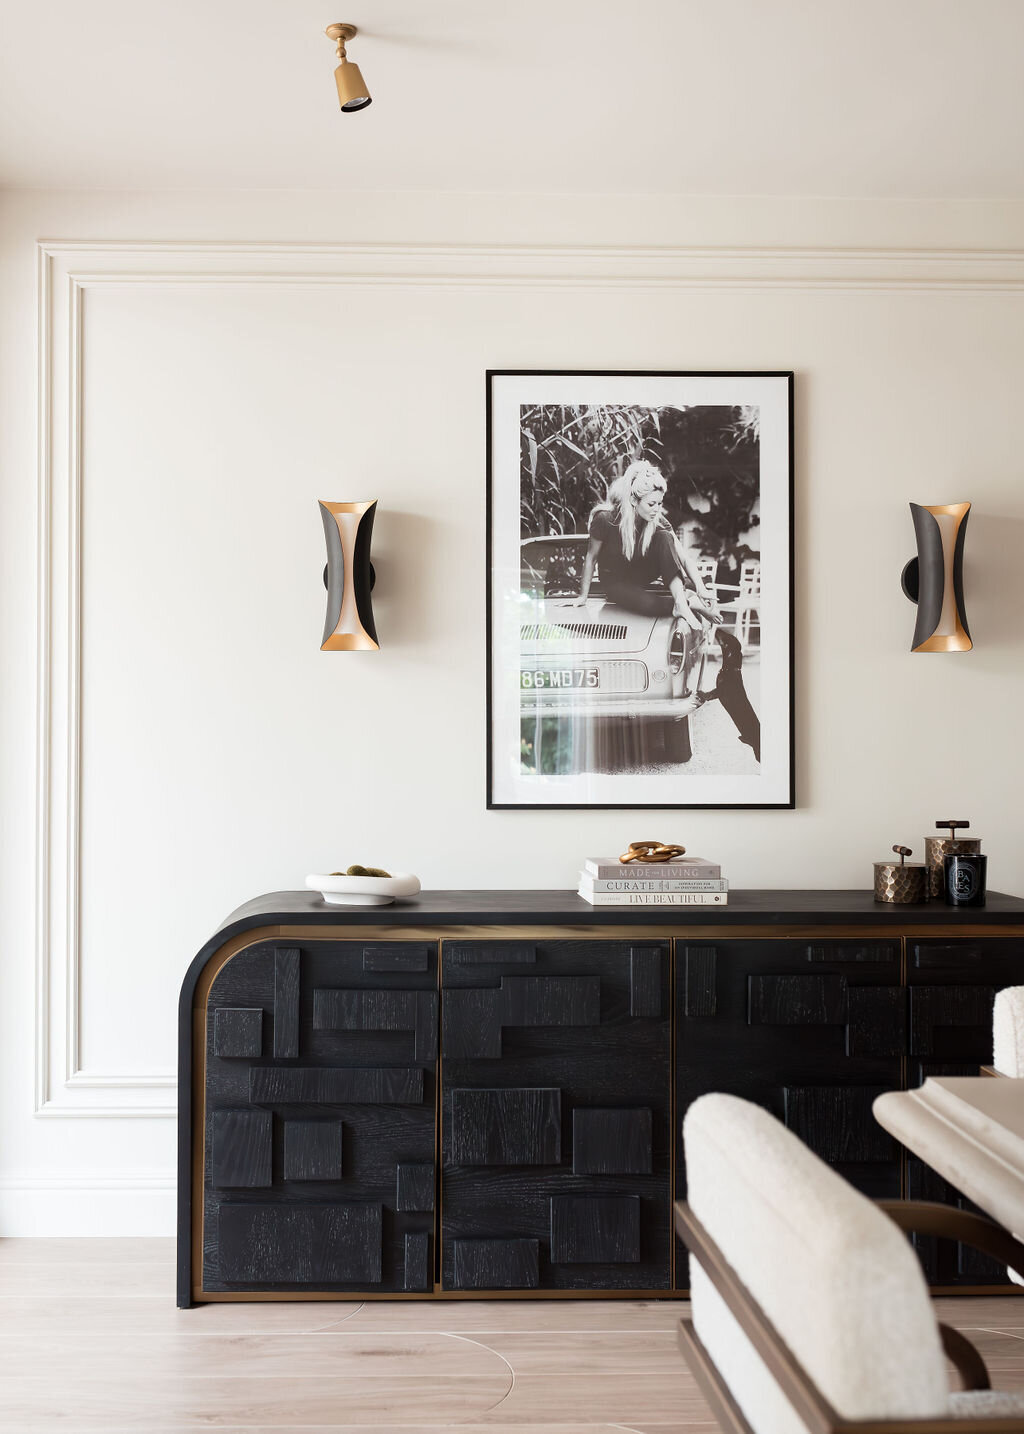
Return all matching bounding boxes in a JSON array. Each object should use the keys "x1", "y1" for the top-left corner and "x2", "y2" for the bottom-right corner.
[{"x1": 305, "y1": 871, "x2": 421, "y2": 906}]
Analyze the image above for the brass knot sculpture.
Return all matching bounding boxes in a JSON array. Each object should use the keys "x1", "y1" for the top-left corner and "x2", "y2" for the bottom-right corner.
[{"x1": 619, "y1": 841, "x2": 686, "y2": 865}]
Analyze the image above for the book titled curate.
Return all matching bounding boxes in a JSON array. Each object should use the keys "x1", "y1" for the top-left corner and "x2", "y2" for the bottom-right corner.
[
  {"x1": 583, "y1": 857, "x2": 721, "y2": 881},
  {"x1": 577, "y1": 889, "x2": 728, "y2": 906},
  {"x1": 580, "y1": 875, "x2": 728, "y2": 893}
]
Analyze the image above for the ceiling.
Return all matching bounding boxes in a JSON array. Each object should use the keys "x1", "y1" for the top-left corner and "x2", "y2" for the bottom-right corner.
[{"x1": 2, "y1": 0, "x2": 1023, "y2": 197}]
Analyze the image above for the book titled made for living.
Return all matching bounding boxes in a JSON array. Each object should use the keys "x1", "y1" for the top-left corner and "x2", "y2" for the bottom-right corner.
[
  {"x1": 580, "y1": 875, "x2": 728, "y2": 893},
  {"x1": 577, "y1": 889, "x2": 728, "y2": 906},
  {"x1": 583, "y1": 857, "x2": 721, "y2": 881}
]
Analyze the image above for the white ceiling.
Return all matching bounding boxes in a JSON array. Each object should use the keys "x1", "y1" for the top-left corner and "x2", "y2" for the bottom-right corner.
[{"x1": 2, "y1": 0, "x2": 1023, "y2": 197}]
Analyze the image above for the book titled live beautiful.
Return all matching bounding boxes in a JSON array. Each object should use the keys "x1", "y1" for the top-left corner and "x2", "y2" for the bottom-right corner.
[
  {"x1": 577, "y1": 889, "x2": 728, "y2": 906},
  {"x1": 583, "y1": 856, "x2": 721, "y2": 881},
  {"x1": 580, "y1": 876, "x2": 728, "y2": 893}
]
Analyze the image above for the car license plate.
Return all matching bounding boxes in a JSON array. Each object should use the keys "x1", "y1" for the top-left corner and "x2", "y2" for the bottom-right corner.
[{"x1": 520, "y1": 668, "x2": 600, "y2": 690}]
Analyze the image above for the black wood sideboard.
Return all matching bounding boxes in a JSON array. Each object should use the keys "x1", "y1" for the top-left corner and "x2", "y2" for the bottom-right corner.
[{"x1": 177, "y1": 889, "x2": 1024, "y2": 1307}]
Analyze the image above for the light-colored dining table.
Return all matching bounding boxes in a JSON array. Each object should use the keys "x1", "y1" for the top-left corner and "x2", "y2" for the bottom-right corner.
[{"x1": 874, "y1": 1077, "x2": 1024, "y2": 1237}]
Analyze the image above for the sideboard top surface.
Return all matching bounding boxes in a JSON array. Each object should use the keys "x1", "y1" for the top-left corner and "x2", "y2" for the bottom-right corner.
[{"x1": 211, "y1": 887, "x2": 1024, "y2": 941}]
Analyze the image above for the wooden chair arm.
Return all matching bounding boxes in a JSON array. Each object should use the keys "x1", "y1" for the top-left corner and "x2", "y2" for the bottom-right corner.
[
  {"x1": 876, "y1": 1199, "x2": 1024, "y2": 1277},
  {"x1": 938, "y1": 1323, "x2": 991, "y2": 1392}
]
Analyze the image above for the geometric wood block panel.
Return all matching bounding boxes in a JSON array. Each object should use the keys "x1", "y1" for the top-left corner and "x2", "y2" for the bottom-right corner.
[
  {"x1": 572, "y1": 1108, "x2": 652, "y2": 1175},
  {"x1": 312, "y1": 988, "x2": 438, "y2": 1063},
  {"x1": 450, "y1": 1239, "x2": 540, "y2": 1289},
  {"x1": 441, "y1": 989, "x2": 504, "y2": 1060},
  {"x1": 211, "y1": 1109, "x2": 272, "y2": 1188},
  {"x1": 683, "y1": 946, "x2": 717, "y2": 1017},
  {"x1": 396, "y1": 1163, "x2": 435, "y2": 1212},
  {"x1": 845, "y1": 987, "x2": 906, "y2": 1058},
  {"x1": 403, "y1": 1232, "x2": 432, "y2": 1290},
  {"x1": 218, "y1": 1202, "x2": 383, "y2": 1284},
  {"x1": 447, "y1": 943, "x2": 537, "y2": 965},
  {"x1": 441, "y1": 974, "x2": 600, "y2": 1060},
  {"x1": 362, "y1": 944, "x2": 431, "y2": 972},
  {"x1": 249, "y1": 1066, "x2": 424, "y2": 1106},
  {"x1": 909, "y1": 985, "x2": 995, "y2": 1058},
  {"x1": 806, "y1": 943, "x2": 898, "y2": 964},
  {"x1": 550, "y1": 1195, "x2": 641, "y2": 1264},
  {"x1": 274, "y1": 948, "x2": 301, "y2": 1059},
  {"x1": 441, "y1": 938, "x2": 671, "y2": 1294},
  {"x1": 283, "y1": 1120, "x2": 344, "y2": 1181},
  {"x1": 213, "y1": 1008, "x2": 263, "y2": 1058},
  {"x1": 203, "y1": 937, "x2": 439, "y2": 1295},
  {"x1": 630, "y1": 948, "x2": 662, "y2": 1018},
  {"x1": 449, "y1": 1087, "x2": 561, "y2": 1166},
  {"x1": 783, "y1": 1086, "x2": 897, "y2": 1165},
  {"x1": 748, "y1": 974, "x2": 846, "y2": 1026}
]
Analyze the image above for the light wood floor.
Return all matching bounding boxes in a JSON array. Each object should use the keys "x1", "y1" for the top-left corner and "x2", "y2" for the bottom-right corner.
[{"x1": 4, "y1": 1240, "x2": 1024, "y2": 1433}]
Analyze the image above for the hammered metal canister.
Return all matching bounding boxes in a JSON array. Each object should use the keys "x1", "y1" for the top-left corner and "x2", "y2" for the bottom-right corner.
[
  {"x1": 874, "y1": 851, "x2": 928, "y2": 904},
  {"x1": 924, "y1": 820, "x2": 982, "y2": 899}
]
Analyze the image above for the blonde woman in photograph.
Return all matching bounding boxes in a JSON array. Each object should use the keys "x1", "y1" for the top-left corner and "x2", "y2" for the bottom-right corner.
[{"x1": 571, "y1": 460, "x2": 720, "y2": 629}]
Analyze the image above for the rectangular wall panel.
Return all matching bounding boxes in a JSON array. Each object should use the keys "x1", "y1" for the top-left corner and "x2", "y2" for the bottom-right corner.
[
  {"x1": 211, "y1": 1109, "x2": 272, "y2": 1189},
  {"x1": 449, "y1": 1087, "x2": 561, "y2": 1166},
  {"x1": 450, "y1": 1239, "x2": 539, "y2": 1290},
  {"x1": 213, "y1": 1008, "x2": 263, "y2": 1059},
  {"x1": 403, "y1": 1232, "x2": 432, "y2": 1290},
  {"x1": 249, "y1": 1066, "x2": 424, "y2": 1106},
  {"x1": 572, "y1": 1108, "x2": 652, "y2": 1175},
  {"x1": 273, "y1": 948, "x2": 301, "y2": 1059},
  {"x1": 550, "y1": 1195, "x2": 641, "y2": 1264},
  {"x1": 630, "y1": 949, "x2": 662, "y2": 1018},
  {"x1": 218, "y1": 1203, "x2": 383, "y2": 1284},
  {"x1": 283, "y1": 1120, "x2": 344, "y2": 1181}
]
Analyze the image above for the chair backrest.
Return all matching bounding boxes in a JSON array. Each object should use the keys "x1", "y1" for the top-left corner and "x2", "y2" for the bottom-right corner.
[
  {"x1": 683, "y1": 1094, "x2": 948, "y2": 1434},
  {"x1": 695, "y1": 557, "x2": 718, "y2": 588},
  {"x1": 993, "y1": 987, "x2": 1024, "y2": 1076},
  {"x1": 738, "y1": 559, "x2": 760, "y2": 597}
]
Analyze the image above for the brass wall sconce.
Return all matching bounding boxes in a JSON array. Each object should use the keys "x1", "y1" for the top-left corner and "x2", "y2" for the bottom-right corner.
[
  {"x1": 325, "y1": 23, "x2": 371, "y2": 112},
  {"x1": 319, "y1": 500, "x2": 379, "y2": 651},
  {"x1": 901, "y1": 501, "x2": 972, "y2": 652}
]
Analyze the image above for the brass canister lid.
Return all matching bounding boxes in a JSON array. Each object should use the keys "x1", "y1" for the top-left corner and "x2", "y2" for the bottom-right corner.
[
  {"x1": 924, "y1": 821, "x2": 981, "y2": 897},
  {"x1": 874, "y1": 845, "x2": 928, "y2": 904}
]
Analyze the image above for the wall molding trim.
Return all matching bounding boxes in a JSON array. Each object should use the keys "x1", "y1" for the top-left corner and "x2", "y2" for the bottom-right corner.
[{"x1": 33, "y1": 237, "x2": 1024, "y2": 1117}]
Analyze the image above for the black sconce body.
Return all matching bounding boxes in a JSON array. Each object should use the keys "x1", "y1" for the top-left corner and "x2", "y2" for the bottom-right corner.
[
  {"x1": 319, "y1": 499, "x2": 379, "y2": 651},
  {"x1": 901, "y1": 501, "x2": 971, "y2": 653}
]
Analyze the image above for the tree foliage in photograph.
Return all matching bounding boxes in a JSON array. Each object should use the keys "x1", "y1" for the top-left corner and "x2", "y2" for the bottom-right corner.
[{"x1": 520, "y1": 402, "x2": 760, "y2": 580}]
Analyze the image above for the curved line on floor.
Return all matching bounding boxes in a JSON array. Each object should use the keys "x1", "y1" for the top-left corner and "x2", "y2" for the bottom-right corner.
[
  {"x1": 315, "y1": 1301, "x2": 366, "y2": 1330},
  {"x1": 439, "y1": 1330, "x2": 516, "y2": 1412}
]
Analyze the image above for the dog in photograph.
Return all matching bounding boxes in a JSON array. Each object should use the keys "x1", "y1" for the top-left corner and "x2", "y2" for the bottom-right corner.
[{"x1": 695, "y1": 628, "x2": 761, "y2": 762}]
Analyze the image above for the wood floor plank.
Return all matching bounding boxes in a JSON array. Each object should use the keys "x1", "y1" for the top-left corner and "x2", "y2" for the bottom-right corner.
[
  {"x1": 0, "y1": 1236, "x2": 175, "y2": 1264},
  {"x1": 0, "y1": 1329, "x2": 509, "y2": 1380},
  {"x1": 479, "y1": 1370, "x2": 713, "y2": 1425},
  {"x1": 0, "y1": 1296, "x2": 364, "y2": 1336},
  {"x1": 1, "y1": 1372, "x2": 513, "y2": 1429},
  {"x1": 459, "y1": 1329, "x2": 682, "y2": 1377},
  {"x1": 337, "y1": 1299, "x2": 683, "y2": 1332}
]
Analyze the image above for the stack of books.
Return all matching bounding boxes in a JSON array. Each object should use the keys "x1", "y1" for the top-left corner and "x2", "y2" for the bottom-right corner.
[{"x1": 577, "y1": 855, "x2": 727, "y2": 905}]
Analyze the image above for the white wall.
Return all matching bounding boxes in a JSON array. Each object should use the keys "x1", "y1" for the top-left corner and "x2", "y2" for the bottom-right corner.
[{"x1": 3, "y1": 189, "x2": 1024, "y2": 1233}]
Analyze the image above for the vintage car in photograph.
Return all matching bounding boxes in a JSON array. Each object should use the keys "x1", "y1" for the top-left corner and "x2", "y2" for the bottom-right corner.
[{"x1": 519, "y1": 534, "x2": 711, "y2": 772}]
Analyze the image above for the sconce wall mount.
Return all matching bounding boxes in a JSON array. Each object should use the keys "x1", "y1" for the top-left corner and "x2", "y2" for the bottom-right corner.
[
  {"x1": 901, "y1": 501, "x2": 972, "y2": 653},
  {"x1": 319, "y1": 499, "x2": 379, "y2": 651}
]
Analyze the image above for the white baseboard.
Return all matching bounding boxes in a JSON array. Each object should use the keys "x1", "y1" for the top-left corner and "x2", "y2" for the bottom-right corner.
[{"x1": 0, "y1": 1169, "x2": 176, "y2": 1236}]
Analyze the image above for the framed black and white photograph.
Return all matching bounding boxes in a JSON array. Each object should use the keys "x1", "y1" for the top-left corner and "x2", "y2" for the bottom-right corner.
[{"x1": 487, "y1": 370, "x2": 794, "y2": 809}]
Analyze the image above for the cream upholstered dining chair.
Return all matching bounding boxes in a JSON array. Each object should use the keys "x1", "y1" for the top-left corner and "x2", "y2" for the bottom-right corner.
[
  {"x1": 676, "y1": 1093, "x2": 1024, "y2": 1434},
  {"x1": 993, "y1": 987, "x2": 1024, "y2": 1077}
]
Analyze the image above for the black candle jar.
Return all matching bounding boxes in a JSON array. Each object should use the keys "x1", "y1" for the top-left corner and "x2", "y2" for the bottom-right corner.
[{"x1": 944, "y1": 852, "x2": 988, "y2": 908}]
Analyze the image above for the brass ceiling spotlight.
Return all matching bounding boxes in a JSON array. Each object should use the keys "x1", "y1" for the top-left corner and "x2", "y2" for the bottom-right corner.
[{"x1": 325, "y1": 23, "x2": 371, "y2": 112}]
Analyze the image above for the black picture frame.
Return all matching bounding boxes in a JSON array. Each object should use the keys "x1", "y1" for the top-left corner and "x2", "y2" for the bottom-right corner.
[{"x1": 486, "y1": 370, "x2": 794, "y2": 810}]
